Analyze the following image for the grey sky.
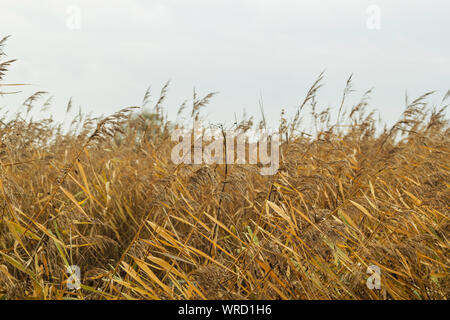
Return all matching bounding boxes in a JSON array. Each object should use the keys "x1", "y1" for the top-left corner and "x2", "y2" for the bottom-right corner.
[{"x1": 1, "y1": 0, "x2": 449, "y2": 129}]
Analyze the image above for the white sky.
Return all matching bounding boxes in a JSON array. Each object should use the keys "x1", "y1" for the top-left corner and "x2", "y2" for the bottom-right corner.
[{"x1": 1, "y1": 0, "x2": 449, "y2": 129}]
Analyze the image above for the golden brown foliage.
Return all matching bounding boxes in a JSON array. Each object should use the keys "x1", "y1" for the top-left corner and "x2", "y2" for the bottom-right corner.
[{"x1": 0, "y1": 37, "x2": 448, "y2": 300}]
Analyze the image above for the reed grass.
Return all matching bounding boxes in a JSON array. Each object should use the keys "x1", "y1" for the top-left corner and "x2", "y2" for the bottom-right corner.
[{"x1": 0, "y1": 36, "x2": 448, "y2": 300}]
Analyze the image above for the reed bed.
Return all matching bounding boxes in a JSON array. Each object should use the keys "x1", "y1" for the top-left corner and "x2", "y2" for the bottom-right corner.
[{"x1": 0, "y1": 36, "x2": 448, "y2": 300}]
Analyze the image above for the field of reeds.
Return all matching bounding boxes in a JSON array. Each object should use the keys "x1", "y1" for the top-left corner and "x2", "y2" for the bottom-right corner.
[{"x1": 0, "y1": 36, "x2": 448, "y2": 300}]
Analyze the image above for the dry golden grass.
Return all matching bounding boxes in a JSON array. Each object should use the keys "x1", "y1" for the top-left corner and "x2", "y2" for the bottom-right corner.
[{"x1": 0, "y1": 36, "x2": 448, "y2": 300}]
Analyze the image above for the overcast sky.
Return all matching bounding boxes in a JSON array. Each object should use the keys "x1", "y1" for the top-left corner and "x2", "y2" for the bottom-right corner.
[{"x1": 0, "y1": 0, "x2": 449, "y2": 129}]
